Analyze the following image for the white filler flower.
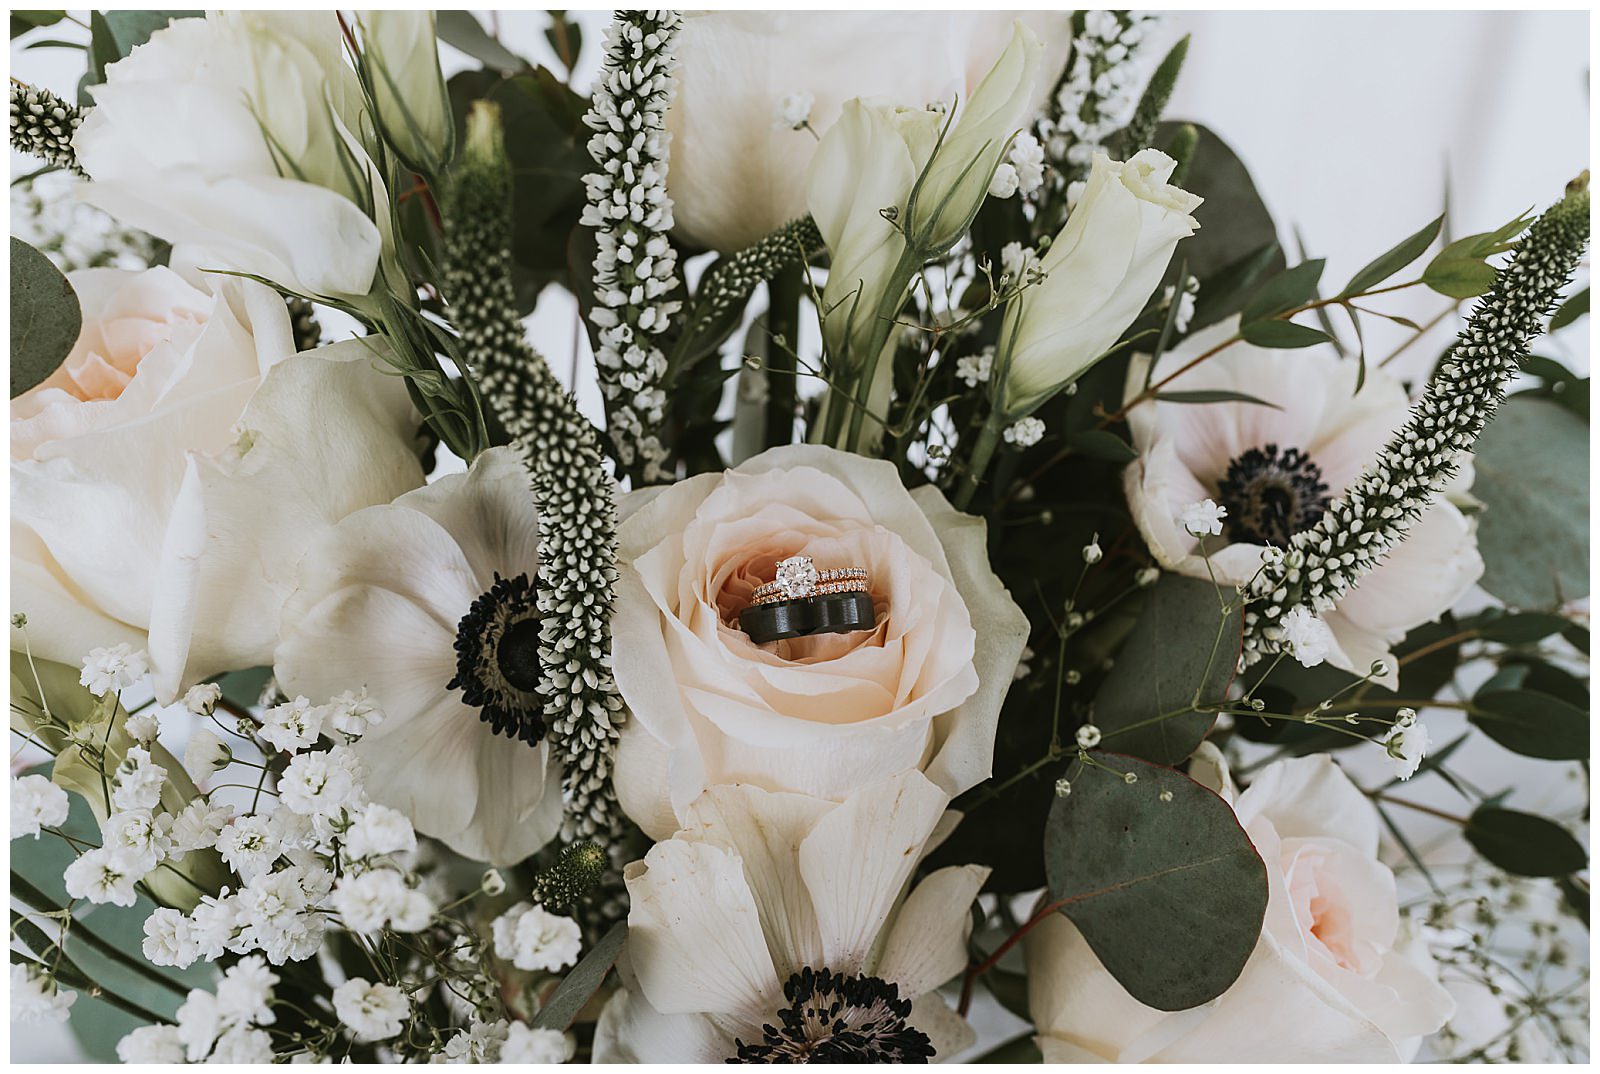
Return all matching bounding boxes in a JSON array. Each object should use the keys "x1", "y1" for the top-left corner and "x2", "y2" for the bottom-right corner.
[
  {"x1": 333, "y1": 978, "x2": 410, "y2": 1043},
  {"x1": 491, "y1": 903, "x2": 583, "y2": 973}
]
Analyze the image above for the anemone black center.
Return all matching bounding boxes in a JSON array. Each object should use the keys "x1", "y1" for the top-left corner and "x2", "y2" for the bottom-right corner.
[
  {"x1": 449, "y1": 572, "x2": 546, "y2": 746},
  {"x1": 1216, "y1": 443, "x2": 1330, "y2": 547},
  {"x1": 731, "y1": 969, "x2": 934, "y2": 1064}
]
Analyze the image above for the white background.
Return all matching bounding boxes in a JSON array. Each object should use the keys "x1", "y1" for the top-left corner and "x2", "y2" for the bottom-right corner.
[{"x1": 8, "y1": 7, "x2": 1591, "y2": 1064}]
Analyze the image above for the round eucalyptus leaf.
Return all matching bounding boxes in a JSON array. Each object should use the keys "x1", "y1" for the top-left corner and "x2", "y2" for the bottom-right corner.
[{"x1": 10, "y1": 237, "x2": 81, "y2": 398}]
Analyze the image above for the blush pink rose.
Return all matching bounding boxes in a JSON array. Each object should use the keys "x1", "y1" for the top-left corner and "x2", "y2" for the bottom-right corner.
[{"x1": 610, "y1": 444, "x2": 1029, "y2": 839}]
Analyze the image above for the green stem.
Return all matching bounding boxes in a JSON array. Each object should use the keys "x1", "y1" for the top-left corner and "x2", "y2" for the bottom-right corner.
[
  {"x1": 823, "y1": 249, "x2": 920, "y2": 450},
  {"x1": 763, "y1": 263, "x2": 803, "y2": 450},
  {"x1": 11, "y1": 873, "x2": 191, "y2": 998},
  {"x1": 952, "y1": 407, "x2": 1007, "y2": 512}
]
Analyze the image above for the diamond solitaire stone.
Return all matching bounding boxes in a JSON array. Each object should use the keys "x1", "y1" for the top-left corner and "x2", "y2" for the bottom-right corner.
[{"x1": 774, "y1": 554, "x2": 820, "y2": 599}]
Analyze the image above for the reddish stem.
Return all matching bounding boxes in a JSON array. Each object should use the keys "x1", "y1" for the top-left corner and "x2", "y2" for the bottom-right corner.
[{"x1": 956, "y1": 897, "x2": 1068, "y2": 1017}]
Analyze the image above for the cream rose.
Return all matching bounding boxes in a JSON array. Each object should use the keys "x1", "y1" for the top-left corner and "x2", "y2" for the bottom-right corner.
[
  {"x1": 1025, "y1": 747, "x2": 1455, "y2": 1062},
  {"x1": 610, "y1": 444, "x2": 1029, "y2": 839},
  {"x1": 10, "y1": 266, "x2": 424, "y2": 700},
  {"x1": 75, "y1": 12, "x2": 392, "y2": 302},
  {"x1": 665, "y1": 11, "x2": 1071, "y2": 254}
]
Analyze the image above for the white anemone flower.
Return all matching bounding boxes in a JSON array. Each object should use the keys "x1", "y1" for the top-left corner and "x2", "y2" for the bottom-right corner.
[
  {"x1": 274, "y1": 447, "x2": 561, "y2": 865},
  {"x1": 593, "y1": 770, "x2": 987, "y2": 1063},
  {"x1": 1122, "y1": 317, "x2": 1483, "y2": 686}
]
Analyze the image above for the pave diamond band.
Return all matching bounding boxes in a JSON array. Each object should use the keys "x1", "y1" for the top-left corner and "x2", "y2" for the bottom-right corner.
[{"x1": 750, "y1": 577, "x2": 870, "y2": 607}]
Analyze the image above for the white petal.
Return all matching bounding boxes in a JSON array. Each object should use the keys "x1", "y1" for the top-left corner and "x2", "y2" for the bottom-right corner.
[
  {"x1": 592, "y1": 986, "x2": 735, "y2": 1064},
  {"x1": 874, "y1": 864, "x2": 988, "y2": 997},
  {"x1": 624, "y1": 839, "x2": 782, "y2": 1019},
  {"x1": 798, "y1": 770, "x2": 949, "y2": 973},
  {"x1": 681, "y1": 784, "x2": 830, "y2": 979},
  {"x1": 1235, "y1": 754, "x2": 1380, "y2": 855},
  {"x1": 394, "y1": 446, "x2": 542, "y2": 591}
]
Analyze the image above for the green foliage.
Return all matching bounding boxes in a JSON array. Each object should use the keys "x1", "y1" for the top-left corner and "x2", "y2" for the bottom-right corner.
[
  {"x1": 446, "y1": 67, "x2": 590, "y2": 315},
  {"x1": 1094, "y1": 575, "x2": 1241, "y2": 765},
  {"x1": 1155, "y1": 123, "x2": 1286, "y2": 301},
  {"x1": 1044, "y1": 754, "x2": 1267, "y2": 1011},
  {"x1": 1422, "y1": 211, "x2": 1534, "y2": 298},
  {"x1": 1238, "y1": 319, "x2": 1330, "y2": 348},
  {"x1": 1152, "y1": 389, "x2": 1281, "y2": 408},
  {"x1": 1338, "y1": 214, "x2": 1443, "y2": 297},
  {"x1": 10, "y1": 10, "x2": 64, "y2": 37},
  {"x1": 435, "y1": 10, "x2": 527, "y2": 73},
  {"x1": 1549, "y1": 285, "x2": 1589, "y2": 331},
  {"x1": 10, "y1": 237, "x2": 80, "y2": 398},
  {"x1": 1464, "y1": 807, "x2": 1588, "y2": 877},
  {"x1": 531, "y1": 921, "x2": 627, "y2": 1031},
  {"x1": 971, "y1": 1034, "x2": 1044, "y2": 1063},
  {"x1": 1241, "y1": 258, "x2": 1325, "y2": 321},
  {"x1": 1470, "y1": 664, "x2": 1588, "y2": 761},
  {"x1": 1472, "y1": 395, "x2": 1589, "y2": 608},
  {"x1": 1111, "y1": 35, "x2": 1189, "y2": 159}
]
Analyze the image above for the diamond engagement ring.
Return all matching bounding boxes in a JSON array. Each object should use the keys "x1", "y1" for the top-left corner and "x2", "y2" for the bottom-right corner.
[
  {"x1": 740, "y1": 555, "x2": 875, "y2": 643},
  {"x1": 749, "y1": 556, "x2": 869, "y2": 607}
]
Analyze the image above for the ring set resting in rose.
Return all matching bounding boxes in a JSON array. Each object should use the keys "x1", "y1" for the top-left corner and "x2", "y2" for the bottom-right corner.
[{"x1": 739, "y1": 555, "x2": 874, "y2": 643}]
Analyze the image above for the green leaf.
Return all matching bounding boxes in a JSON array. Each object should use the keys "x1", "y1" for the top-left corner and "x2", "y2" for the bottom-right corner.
[
  {"x1": 1422, "y1": 257, "x2": 1497, "y2": 299},
  {"x1": 1464, "y1": 807, "x2": 1587, "y2": 877},
  {"x1": 1557, "y1": 875, "x2": 1589, "y2": 928},
  {"x1": 981, "y1": 966, "x2": 1032, "y2": 1022},
  {"x1": 1154, "y1": 123, "x2": 1285, "y2": 293},
  {"x1": 1153, "y1": 389, "x2": 1282, "y2": 409},
  {"x1": 531, "y1": 921, "x2": 626, "y2": 1031},
  {"x1": 1241, "y1": 259, "x2": 1325, "y2": 323},
  {"x1": 10, "y1": 237, "x2": 81, "y2": 397},
  {"x1": 1188, "y1": 241, "x2": 1279, "y2": 333},
  {"x1": 1469, "y1": 687, "x2": 1588, "y2": 761},
  {"x1": 436, "y1": 10, "x2": 527, "y2": 73},
  {"x1": 543, "y1": 10, "x2": 582, "y2": 74},
  {"x1": 1238, "y1": 319, "x2": 1330, "y2": 349},
  {"x1": 1045, "y1": 754, "x2": 1267, "y2": 1010},
  {"x1": 1473, "y1": 611, "x2": 1573, "y2": 644},
  {"x1": 1472, "y1": 396, "x2": 1589, "y2": 608},
  {"x1": 1065, "y1": 429, "x2": 1137, "y2": 463},
  {"x1": 1550, "y1": 285, "x2": 1589, "y2": 331},
  {"x1": 1339, "y1": 214, "x2": 1442, "y2": 297},
  {"x1": 1094, "y1": 576, "x2": 1241, "y2": 765},
  {"x1": 10, "y1": 10, "x2": 64, "y2": 37}
]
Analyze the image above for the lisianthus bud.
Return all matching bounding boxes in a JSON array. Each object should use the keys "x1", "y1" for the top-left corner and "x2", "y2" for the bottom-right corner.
[
  {"x1": 904, "y1": 20, "x2": 1045, "y2": 254},
  {"x1": 806, "y1": 99, "x2": 941, "y2": 368},
  {"x1": 356, "y1": 11, "x2": 455, "y2": 178},
  {"x1": 997, "y1": 150, "x2": 1201, "y2": 415}
]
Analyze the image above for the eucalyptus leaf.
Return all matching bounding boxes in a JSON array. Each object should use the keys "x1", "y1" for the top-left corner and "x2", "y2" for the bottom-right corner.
[
  {"x1": 1469, "y1": 688, "x2": 1588, "y2": 761},
  {"x1": 1339, "y1": 214, "x2": 1442, "y2": 297},
  {"x1": 1241, "y1": 259, "x2": 1325, "y2": 323},
  {"x1": 10, "y1": 9, "x2": 64, "y2": 37},
  {"x1": 531, "y1": 921, "x2": 626, "y2": 1031},
  {"x1": 1153, "y1": 389, "x2": 1282, "y2": 409},
  {"x1": 10, "y1": 237, "x2": 81, "y2": 398},
  {"x1": 1550, "y1": 285, "x2": 1589, "y2": 331},
  {"x1": 1473, "y1": 612, "x2": 1573, "y2": 644},
  {"x1": 1238, "y1": 319, "x2": 1330, "y2": 349},
  {"x1": 436, "y1": 9, "x2": 527, "y2": 73},
  {"x1": 1421, "y1": 257, "x2": 1497, "y2": 299},
  {"x1": 1188, "y1": 241, "x2": 1279, "y2": 333},
  {"x1": 88, "y1": 9, "x2": 195, "y2": 83},
  {"x1": 1153, "y1": 123, "x2": 1284, "y2": 288},
  {"x1": 1094, "y1": 575, "x2": 1241, "y2": 765},
  {"x1": 1464, "y1": 808, "x2": 1588, "y2": 877},
  {"x1": 1472, "y1": 396, "x2": 1589, "y2": 608},
  {"x1": 1044, "y1": 754, "x2": 1267, "y2": 1010},
  {"x1": 1065, "y1": 429, "x2": 1137, "y2": 463}
]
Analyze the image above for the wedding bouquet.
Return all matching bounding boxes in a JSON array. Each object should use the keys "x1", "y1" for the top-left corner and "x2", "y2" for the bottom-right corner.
[{"x1": 8, "y1": 9, "x2": 1590, "y2": 1064}]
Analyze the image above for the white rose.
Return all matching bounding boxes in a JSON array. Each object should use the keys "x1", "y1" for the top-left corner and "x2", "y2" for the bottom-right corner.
[
  {"x1": 10, "y1": 266, "x2": 424, "y2": 700},
  {"x1": 1025, "y1": 747, "x2": 1455, "y2": 1062},
  {"x1": 610, "y1": 444, "x2": 1029, "y2": 839},
  {"x1": 666, "y1": 11, "x2": 1071, "y2": 253},
  {"x1": 75, "y1": 12, "x2": 391, "y2": 301},
  {"x1": 998, "y1": 150, "x2": 1202, "y2": 414},
  {"x1": 355, "y1": 10, "x2": 453, "y2": 177}
]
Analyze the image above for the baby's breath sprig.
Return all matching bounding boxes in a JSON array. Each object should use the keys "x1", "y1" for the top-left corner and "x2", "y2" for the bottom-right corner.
[
  {"x1": 8, "y1": 80, "x2": 85, "y2": 176},
  {"x1": 443, "y1": 103, "x2": 626, "y2": 840},
  {"x1": 580, "y1": 10, "x2": 685, "y2": 484},
  {"x1": 1242, "y1": 184, "x2": 1591, "y2": 665}
]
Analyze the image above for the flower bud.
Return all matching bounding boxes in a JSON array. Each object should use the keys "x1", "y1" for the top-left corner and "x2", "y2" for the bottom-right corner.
[
  {"x1": 356, "y1": 11, "x2": 455, "y2": 178},
  {"x1": 905, "y1": 21, "x2": 1045, "y2": 254},
  {"x1": 996, "y1": 150, "x2": 1201, "y2": 415}
]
